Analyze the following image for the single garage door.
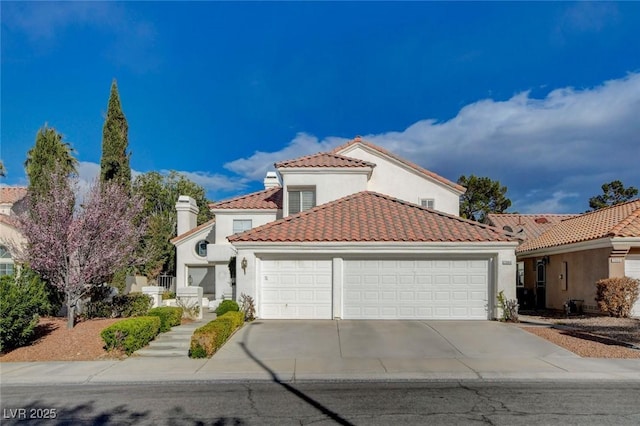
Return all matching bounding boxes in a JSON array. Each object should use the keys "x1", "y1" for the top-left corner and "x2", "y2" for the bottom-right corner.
[
  {"x1": 625, "y1": 255, "x2": 640, "y2": 317},
  {"x1": 261, "y1": 259, "x2": 332, "y2": 319},
  {"x1": 343, "y1": 259, "x2": 489, "y2": 319}
]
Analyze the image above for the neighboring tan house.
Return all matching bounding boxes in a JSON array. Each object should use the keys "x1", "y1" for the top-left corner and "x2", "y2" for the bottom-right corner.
[
  {"x1": 172, "y1": 137, "x2": 518, "y2": 320},
  {"x1": 0, "y1": 187, "x2": 28, "y2": 277},
  {"x1": 487, "y1": 213, "x2": 577, "y2": 309},
  {"x1": 515, "y1": 199, "x2": 640, "y2": 316}
]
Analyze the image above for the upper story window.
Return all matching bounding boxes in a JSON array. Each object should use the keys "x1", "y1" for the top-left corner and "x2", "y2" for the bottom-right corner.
[
  {"x1": 195, "y1": 240, "x2": 208, "y2": 257},
  {"x1": 420, "y1": 198, "x2": 435, "y2": 209},
  {"x1": 288, "y1": 188, "x2": 315, "y2": 215},
  {"x1": 0, "y1": 245, "x2": 14, "y2": 276},
  {"x1": 233, "y1": 219, "x2": 253, "y2": 234}
]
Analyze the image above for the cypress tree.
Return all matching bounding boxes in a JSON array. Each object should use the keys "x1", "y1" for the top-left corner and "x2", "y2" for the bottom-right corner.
[{"x1": 100, "y1": 79, "x2": 131, "y2": 191}]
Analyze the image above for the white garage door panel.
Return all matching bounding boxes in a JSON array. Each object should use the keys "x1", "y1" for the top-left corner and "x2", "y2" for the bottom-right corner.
[
  {"x1": 344, "y1": 259, "x2": 489, "y2": 320},
  {"x1": 626, "y1": 256, "x2": 640, "y2": 317},
  {"x1": 261, "y1": 260, "x2": 332, "y2": 319}
]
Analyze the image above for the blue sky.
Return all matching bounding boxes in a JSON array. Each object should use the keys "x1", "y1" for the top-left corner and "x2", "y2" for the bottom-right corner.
[{"x1": 1, "y1": 1, "x2": 639, "y2": 213}]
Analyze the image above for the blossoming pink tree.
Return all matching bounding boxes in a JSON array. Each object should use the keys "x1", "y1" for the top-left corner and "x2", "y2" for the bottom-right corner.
[{"x1": 17, "y1": 171, "x2": 145, "y2": 329}]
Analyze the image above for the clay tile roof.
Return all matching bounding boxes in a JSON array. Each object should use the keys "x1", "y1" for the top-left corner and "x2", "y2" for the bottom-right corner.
[
  {"x1": 0, "y1": 214, "x2": 19, "y2": 228},
  {"x1": 275, "y1": 152, "x2": 376, "y2": 169},
  {"x1": 517, "y1": 199, "x2": 640, "y2": 253},
  {"x1": 487, "y1": 213, "x2": 578, "y2": 241},
  {"x1": 229, "y1": 191, "x2": 515, "y2": 243},
  {"x1": 331, "y1": 137, "x2": 466, "y2": 194},
  {"x1": 210, "y1": 187, "x2": 283, "y2": 210},
  {"x1": 0, "y1": 187, "x2": 27, "y2": 204},
  {"x1": 170, "y1": 218, "x2": 216, "y2": 244}
]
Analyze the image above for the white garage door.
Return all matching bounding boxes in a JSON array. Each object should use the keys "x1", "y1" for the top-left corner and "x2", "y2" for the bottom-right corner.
[
  {"x1": 261, "y1": 259, "x2": 332, "y2": 319},
  {"x1": 344, "y1": 259, "x2": 489, "y2": 319},
  {"x1": 625, "y1": 255, "x2": 640, "y2": 317}
]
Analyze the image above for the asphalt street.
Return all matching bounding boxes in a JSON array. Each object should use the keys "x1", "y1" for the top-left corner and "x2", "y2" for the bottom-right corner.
[{"x1": 2, "y1": 380, "x2": 640, "y2": 425}]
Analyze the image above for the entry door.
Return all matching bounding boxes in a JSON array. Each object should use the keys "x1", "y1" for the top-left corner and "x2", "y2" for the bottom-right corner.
[{"x1": 536, "y1": 260, "x2": 546, "y2": 309}]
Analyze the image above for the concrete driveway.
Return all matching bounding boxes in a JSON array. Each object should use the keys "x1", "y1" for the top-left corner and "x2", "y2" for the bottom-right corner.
[{"x1": 215, "y1": 320, "x2": 575, "y2": 361}]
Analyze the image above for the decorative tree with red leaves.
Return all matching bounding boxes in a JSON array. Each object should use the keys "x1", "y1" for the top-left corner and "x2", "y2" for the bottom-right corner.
[{"x1": 17, "y1": 168, "x2": 145, "y2": 329}]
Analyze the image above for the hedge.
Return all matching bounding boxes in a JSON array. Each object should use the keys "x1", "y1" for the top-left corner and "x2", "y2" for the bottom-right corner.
[
  {"x1": 85, "y1": 293, "x2": 153, "y2": 319},
  {"x1": 596, "y1": 276, "x2": 640, "y2": 318},
  {"x1": 148, "y1": 306, "x2": 183, "y2": 332},
  {"x1": 214, "y1": 300, "x2": 239, "y2": 316},
  {"x1": 189, "y1": 311, "x2": 244, "y2": 358},
  {"x1": 101, "y1": 316, "x2": 161, "y2": 355}
]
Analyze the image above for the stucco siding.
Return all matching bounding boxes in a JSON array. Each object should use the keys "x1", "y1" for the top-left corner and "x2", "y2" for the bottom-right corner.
[
  {"x1": 341, "y1": 146, "x2": 460, "y2": 215},
  {"x1": 213, "y1": 211, "x2": 278, "y2": 245}
]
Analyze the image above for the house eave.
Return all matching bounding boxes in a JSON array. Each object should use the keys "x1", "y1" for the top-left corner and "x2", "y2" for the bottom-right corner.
[
  {"x1": 516, "y1": 237, "x2": 613, "y2": 258},
  {"x1": 232, "y1": 241, "x2": 518, "y2": 254}
]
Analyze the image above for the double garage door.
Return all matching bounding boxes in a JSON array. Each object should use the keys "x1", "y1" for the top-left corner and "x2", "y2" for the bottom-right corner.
[{"x1": 261, "y1": 259, "x2": 489, "y2": 320}]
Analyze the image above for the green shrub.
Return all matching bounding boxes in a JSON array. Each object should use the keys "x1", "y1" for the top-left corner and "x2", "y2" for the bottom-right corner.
[
  {"x1": 114, "y1": 293, "x2": 153, "y2": 317},
  {"x1": 189, "y1": 311, "x2": 244, "y2": 359},
  {"x1": 215, "y1": 300, "x2": 239, "y2": 316},
  {"x1": 86, "y1": 293, "x2": 153, "y2": 319},
  {"x1": 596, "y1": 276, "x2": 640, "y2": 318},
  {"x1": 0, "y1": 274, "x2": 51, "y2": 352},
  {"x1": 148, "y1": 306, "x2": 183, "y2": 332},
  {"x1": 100, "y1": 316, "x2": 161, "y2": 355},
  {"x1": 218, "y1": 311, "x2": 244, "y2": 329},
  {"x1": 161, "y1": 291, "x2": 176, "y2": 300}
]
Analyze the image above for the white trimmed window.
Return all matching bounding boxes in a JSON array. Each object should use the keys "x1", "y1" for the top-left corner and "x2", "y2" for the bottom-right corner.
[
  {"x1": 517, "y1": 261, "x2": 524, "y2": 287},
  {"x1": 288, "y1": 188, "x2": 316, "y2": 215},
  {"x1": 0, "y1": 245, "x2": 14, "y2": 276},
  {"x1": 233, "y1": 219, "x2": 253, "y2": 234},
  {"x1": 420, "y1": 198, "x2": 435, "y2": 209}
]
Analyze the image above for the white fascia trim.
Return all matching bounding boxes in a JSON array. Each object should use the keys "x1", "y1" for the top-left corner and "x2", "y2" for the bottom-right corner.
[
  {"x1": 232, "y1": 241, "x2": 518, "y2": 254},
  {"x1": 173, "y1": 224, "x2": 215, "y2": 247},
  {"x1": 611, "y1": 237, "x2": 640, "y2": 245},
  {"x1": 278, "y1": 167, "x2": 373, "y2": 176},
  {"x1": 517, "y1": 237, "x2": 613, "y2": 258},
  {"x1": 211, "y1": 209, "x2": 279, "y2": 215}
]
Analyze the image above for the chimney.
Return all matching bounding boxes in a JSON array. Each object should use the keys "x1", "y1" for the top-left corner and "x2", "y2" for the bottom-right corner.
[
  {"x1": 176, "y1": 195, "x2": 199, "y2": 235},
  {"x1": 263, "y1": 171, "x2": 281, "y2": 189}
]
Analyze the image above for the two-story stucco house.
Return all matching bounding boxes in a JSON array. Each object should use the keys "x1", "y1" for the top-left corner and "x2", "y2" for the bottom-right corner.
[
  {"x1": 0, "y1": 187, "x2": 28, "y2": 276},
  {"x1": 172, "y1": 137, "x2": 518, "y2": 320}
]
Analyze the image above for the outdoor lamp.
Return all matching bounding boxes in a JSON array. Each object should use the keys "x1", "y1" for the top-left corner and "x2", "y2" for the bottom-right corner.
[{"x1": 241, "y1": 257, "x2": 248, "y2": 274}]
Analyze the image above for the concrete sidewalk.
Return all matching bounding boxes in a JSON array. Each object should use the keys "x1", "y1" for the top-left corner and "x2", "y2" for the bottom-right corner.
[{"x1": 2, "y1": 319, "x2": 640, "y2": 385}]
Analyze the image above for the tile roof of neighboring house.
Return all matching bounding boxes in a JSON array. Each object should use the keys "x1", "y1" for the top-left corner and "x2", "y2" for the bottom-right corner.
[
  {"x1": 487, "y1": 213, "x2": 578, "y2": 241},
  {"x1": 0, "y1": 187, "x2": 27, "y2": 204},
  {"x1": 209, "y1": 187, "x2": 283, "y2": 210},
  {"x1": 0, "y1": 214, "x2": 20, "y2": 228},
  {"x1": 275, "y1": 152, "x2": 376, "y2": 169},
  {"x1": 517, "y1": 199, "x2": 640, "y2": 253},
  {"x1": 170, "y1": 218, "x2": 216, "y2": 244},
  {"x1": 229, "y1": 191, "x2": 515, "y2": 243},
  {"x1": 331, "y1": 136, "x2": 466, "y2": 194}
]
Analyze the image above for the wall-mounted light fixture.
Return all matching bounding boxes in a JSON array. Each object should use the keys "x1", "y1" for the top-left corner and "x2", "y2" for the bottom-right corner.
[
  {"x1": 188, "y1": 274, "x2": 193, "y2": 285},
  {"x1": 241, "y1": 257, "x2": 248, "y2": 275}
]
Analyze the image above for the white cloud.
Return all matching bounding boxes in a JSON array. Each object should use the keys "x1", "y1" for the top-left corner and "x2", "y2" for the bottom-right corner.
[
  {"x1": 224, "y1": 73, "x2": 640, "y2": 213},
  {"x1": 160, "y1": 170, "x2": 249, "y2": 202}
]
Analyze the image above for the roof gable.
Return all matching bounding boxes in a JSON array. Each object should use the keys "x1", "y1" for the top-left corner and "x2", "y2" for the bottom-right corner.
[
  {"x1": 229, "y1": 191, "x2": 515, "y2": 243},
  {"x1": 517, "y1": 199, "x2": 640, "y2": 253},
  {"x1": 171, "y1": 218, "x2": 215, "y2": 245},
  {"x1": 275, "y1": 152, "x2": 375, "y2": 169},
  {"x1": 332, "y1": 137, "x2": 466, "y2": 194},
  {"x1": 210, "y1": 187, "x2": 283, "y2": 210}
]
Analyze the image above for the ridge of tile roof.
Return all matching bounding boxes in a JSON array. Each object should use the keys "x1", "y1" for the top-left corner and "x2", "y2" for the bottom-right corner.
[
  {"x1": 517, "y1": 199, "x2": 640, "y2": 253},
  {"x1": 487, "y1": 213, "x2": 578, "y2": 241},
  {"x1": 210, "y1": 186, "x2": 283, "y2": 210},
  {"x1": 229, "y1": 191, "x2": 515, "y2": 244},
  {"x1": 0, "y1": 187, "x2": 28, "y2": 204},
  {"x1": 170, "y1": 218, "x2": 216, "y2": 244},
  {"x1": 275, "y1": 152, "x2": 376, "y2": 169},
  {"x1": 331, "y1": 136, "x2": 466, "y2": 194}
]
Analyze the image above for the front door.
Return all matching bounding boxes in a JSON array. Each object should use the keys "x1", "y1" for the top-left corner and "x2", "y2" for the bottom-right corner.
[{"x1": 536, "y1": 260, "x2": 546, "y2": 309}]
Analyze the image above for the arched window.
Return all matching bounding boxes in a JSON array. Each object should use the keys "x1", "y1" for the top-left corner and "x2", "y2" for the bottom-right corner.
[{"x1": 0, "y1": 245, "x2": 14, "y2": 276}]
